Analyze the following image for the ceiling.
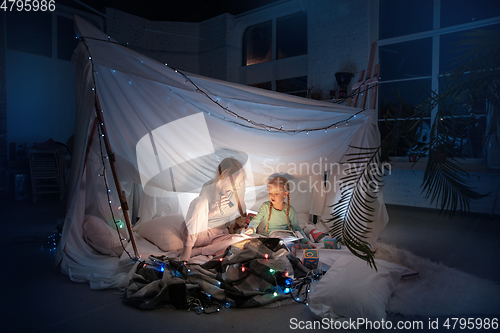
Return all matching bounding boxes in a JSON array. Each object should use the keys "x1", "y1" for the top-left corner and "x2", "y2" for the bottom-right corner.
[{"x1": 61, "y1": 0, "x2": 285, "y2": 22}]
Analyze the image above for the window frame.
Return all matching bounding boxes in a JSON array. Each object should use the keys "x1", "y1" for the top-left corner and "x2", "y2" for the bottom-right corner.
[
  {"x1": 230, "y1": 1, "x2": 308, "y2": 91},
  {"x1": 377, "y1": 0, "x2": 500, "y2": 164}
]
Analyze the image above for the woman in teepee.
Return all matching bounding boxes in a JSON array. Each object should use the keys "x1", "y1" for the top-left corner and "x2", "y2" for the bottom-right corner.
[{"x1": 179, "y1": 157, "x2": 247, "y2": 261}]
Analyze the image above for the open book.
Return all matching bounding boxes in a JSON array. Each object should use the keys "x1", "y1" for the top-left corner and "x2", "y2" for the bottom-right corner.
[
  {"x1": 268, "y1": 230, "x2": 304, "y2": 243},
  {"x1": 241, "y1": 229, "x2": 304, "y2": 243}
]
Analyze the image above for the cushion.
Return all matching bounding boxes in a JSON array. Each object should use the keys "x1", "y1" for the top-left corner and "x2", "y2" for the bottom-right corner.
[
  {"x1": 82, "y1": 215, "x2": 123, "y2": 257},
  {"x1": 134, "y1": 214, "x2": 184, "y2": 252},
  {"x1": 308, "y1": 255, "x2": 407, "y2": 322}
]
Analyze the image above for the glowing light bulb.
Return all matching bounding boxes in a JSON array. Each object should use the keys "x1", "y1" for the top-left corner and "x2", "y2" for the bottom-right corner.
[
  {"x1": 264, "y1": 254, "x2": 269, "y2": 259},
  {"x1": 269, "y1": 268, "x2": 275, "y2": 274},
  {"x1": 273, "y1": 292, "x2": 278, "y2": 297},
  {"x1": 241, "y1": 266, "x2": 246, "y2": 272},
  {"x1": 219, "y1": 257, "x2": 223, "y2": 261}
]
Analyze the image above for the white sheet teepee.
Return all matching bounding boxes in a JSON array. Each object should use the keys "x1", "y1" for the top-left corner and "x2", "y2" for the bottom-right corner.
[{"x1": 55, "y1": 16, "x2": 387, "y2": 289}]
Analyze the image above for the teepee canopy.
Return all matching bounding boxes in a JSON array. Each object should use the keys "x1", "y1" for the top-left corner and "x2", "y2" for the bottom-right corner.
[{"x1": 55, "y1": 16, "x2": 387, "y2": 289}]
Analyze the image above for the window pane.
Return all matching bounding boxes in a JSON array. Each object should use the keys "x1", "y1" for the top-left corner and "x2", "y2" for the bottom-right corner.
[
  {"x1": 379, "y1": 0, "x2": 433, "y2": 39},
  {"x1": 276, "y1": 76, "x2": 307, "y2": 97},
  {"x1": 379, "y1": 38, "x2": 432, "y2": 81},
  {"x1": 378, "y1": 79, "x2": 432, "y2": 157},
  {"x1": 437, "y1": 76, "x2": 487, "y2": 158},
  {"x1": 277, "y1": 12, "x2": 307, "y2": 60},
  {"x1": 57, "y1": 16, "x2": 79, "y2": 61},
  {"x1": 242, "y1": 21, "x2": 272, "y2": 66},
  {"x1": 440, "y1": 112, "x2": 486, "y2": 158},
  {"x1": 249, "y1": 81, "x2": 272, "y2": 90},
  {"x1": 379, "y1": 119, "x2": 431, "y2": 157},
  {"x1": 378, "y1": 79, "x2": 432, "y2": 119},
  {"x1": 7, "y1": 11, "x2": 52, "y2": 57},
  {"x1": 440, "y1": 24, "x2": 500, "y2": 74},
  {"x1": 441, "y1": 0, "x2": 500, "y2": 28}
]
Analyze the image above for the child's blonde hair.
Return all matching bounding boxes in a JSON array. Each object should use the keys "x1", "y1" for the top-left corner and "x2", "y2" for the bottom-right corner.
[{"x1": 266, "y1": 176, "x2": 291, "y2": 232}]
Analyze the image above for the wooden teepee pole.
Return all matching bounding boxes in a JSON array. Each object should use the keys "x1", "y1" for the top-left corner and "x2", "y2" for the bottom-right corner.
[{"x1": 94, "y1": 94, "x2": 140, "y2": 260}]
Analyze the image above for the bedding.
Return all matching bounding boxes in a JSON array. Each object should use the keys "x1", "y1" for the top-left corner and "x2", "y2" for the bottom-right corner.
[
  {"x1": 82, "y1": 215, "x2": 124, "y2": 257},
  {"x1": 133, "y1": 214, "x2": 185, "y2": 252},
  {"x1": 115, "y1": 215, "x2": 409, "y2": 316},
  {"x1": 308, "y1": 255, "x2": 407, "y2": 322},
  {"x1": 123, "y1": 238, "x2": 298, "y2": 310}
]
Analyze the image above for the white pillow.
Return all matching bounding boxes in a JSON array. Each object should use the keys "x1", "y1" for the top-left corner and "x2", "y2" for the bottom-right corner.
[
  {"x1": 82, "y1": 215, "x2": 123, "y2": 257},
  {"x1": 308, "y1": 255, "x2": 406, "y2": 322},
  {"x1": 134, "y1": 214, "x2": 184, "y2": 252}
]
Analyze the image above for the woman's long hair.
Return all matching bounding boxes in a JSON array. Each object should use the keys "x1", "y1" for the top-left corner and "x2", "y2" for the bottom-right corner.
[{"x1": 216, "y1": 157, "x2": 246, "y2": 184}]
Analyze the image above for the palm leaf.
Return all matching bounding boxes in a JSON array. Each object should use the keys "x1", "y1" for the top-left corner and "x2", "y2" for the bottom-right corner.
[
  {"x1": 326, "y1": 146, "x2": 385, "y2": 269},
  {"x1": 438, "y1": 29, "x2": 500, "y2": 146},
  {"x1": 421, "y1": 106, "x2": 489, "y2": 217}
]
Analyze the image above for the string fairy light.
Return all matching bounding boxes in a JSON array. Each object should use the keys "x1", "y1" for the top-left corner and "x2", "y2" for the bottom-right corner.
[
  {"x1": 95, "y1": 124, "x2": 135, "y2": 261},
  {"x1": 77, "y1": 34, "x2": 378, "y2": 263},
  {"x1": 78, "y1": 35, "x2": 374, "y2": 136},
  {"x1": 165, "y1": 63, "x2": 373, "y2": 134}
]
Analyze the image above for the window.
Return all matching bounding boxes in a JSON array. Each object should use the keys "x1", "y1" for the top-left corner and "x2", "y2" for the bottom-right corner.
[
  {"x1": 277, "y1": 12, "x2": 307, "y2": 60},
  {"x1": 241, "y1": 11, "x2": 308, "y2": 97},
  {"x1": 378, "y1": 1, "x2": 500, "y2": 160},
  {"x1": 379, "y1": 0, "x2": 433, "y2": 39},
  {"x1": 7, "y1": 12, "x2": 80, "y2": 61},
  {"x1": 440, "y1": 0, "x2": 500, "y2": 28},
  {"x1": 7, "y1": 11, "x2": 52, "y2": 57},
  {"x1": 249, "y1": 81, "x2": 272, "y2": 90},
  {"x1": 379, "y1": 38, "x2": 432, "y2": 81},
  {"x1": 276, "y1": 76, "x2": 307, "y2": 97},
  {"x1": 242, "y1": 12, "x2": 307, "y2": 66},
  {"x1": 242, "y1": 21, "x2": 272, "y2": 66}
]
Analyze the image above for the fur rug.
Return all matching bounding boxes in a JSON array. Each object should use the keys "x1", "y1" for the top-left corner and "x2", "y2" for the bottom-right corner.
[{"x1": 374, "y1": 242, "x2": 500, "y2": 316}]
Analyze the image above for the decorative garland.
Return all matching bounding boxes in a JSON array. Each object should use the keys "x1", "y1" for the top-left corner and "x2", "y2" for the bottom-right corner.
[
  {"x1": 79, "y1": 35, "x2": 376, "y2": 135},
  {"x1": 76, "y1": 33, "x2": 378, "y2": 262}
]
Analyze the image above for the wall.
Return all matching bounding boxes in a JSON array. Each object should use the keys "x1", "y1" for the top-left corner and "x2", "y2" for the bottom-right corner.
[
  {"x1": 383, "y1": 167, "x2": 500, "y2": 216},
  {"x1": 0, "y1": 13, "x2": 6, "y2": 166},
  {"x1": 306, "y1": 0, "x2": 372, "y2": 100},
  {"x1": 6, "y1": 50, "x2": 76, "y2": 147},
  {"x1": 199, "y1": 13, "x2": 233, "y2": 81}
]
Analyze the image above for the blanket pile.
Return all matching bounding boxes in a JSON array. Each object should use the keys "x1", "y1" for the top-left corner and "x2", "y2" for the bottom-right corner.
[{"x1": 123, "y1": 238, "x2": 312, "y2": 312}]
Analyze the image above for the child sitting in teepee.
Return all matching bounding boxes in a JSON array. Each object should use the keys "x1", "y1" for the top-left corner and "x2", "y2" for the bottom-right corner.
[{"x1": 244, "y1": 176, "x2": 316, "y2": 249}]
